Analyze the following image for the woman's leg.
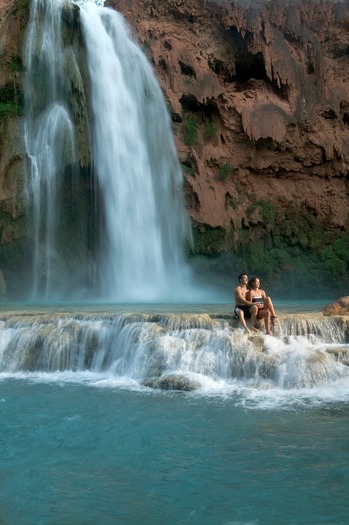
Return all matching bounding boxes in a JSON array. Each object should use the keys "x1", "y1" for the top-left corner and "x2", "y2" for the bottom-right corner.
[
  {"x1": 236, "y1": 309, "x2": 250, "y2": 334},
  {"x1": 264, "y1": 296, "x2": 277, "y2": 324},
  {"x1": 258, "y1": 309, "x2": 271, "y2": 334}
]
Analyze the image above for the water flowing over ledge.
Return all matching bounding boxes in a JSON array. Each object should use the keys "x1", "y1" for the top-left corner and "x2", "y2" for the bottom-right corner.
[
  {"x1": 1, "y1": 309, "x2": 348, "y2": 402},
  {"x1": 23, "y1": 0, "x2": 192, "y2": 303}
]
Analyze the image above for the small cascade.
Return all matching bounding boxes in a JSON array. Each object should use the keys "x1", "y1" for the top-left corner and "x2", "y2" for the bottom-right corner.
[
  {"x1": 23, "y1": 0, "x2": 192, "y2": 302},
  {"x1": 277, "y1": 313, "x2": 347, "y2": 342},
  {"x1": 0, "y1": 311, "x2": 348, "y2": 393}
]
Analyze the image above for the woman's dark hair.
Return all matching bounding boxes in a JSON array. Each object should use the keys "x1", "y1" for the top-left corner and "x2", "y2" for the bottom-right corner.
[{"x1": 248, "y1": 277, "x2": 260, "y2": 290}]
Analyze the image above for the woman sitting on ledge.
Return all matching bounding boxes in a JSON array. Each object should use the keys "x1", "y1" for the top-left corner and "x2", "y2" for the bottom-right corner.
[{"x1": 246, "y1": 277, "x2": 278, "y2": 332}]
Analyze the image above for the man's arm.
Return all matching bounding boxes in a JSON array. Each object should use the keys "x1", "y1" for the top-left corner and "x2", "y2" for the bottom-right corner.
[{"x1": 234, "y1": 287, "x2": 253, "y2": 306}]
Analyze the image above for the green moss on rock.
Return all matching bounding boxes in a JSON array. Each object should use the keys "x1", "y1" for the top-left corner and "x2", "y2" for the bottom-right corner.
[{"x1": 190, "y1": 223, "x2": 226, "y2": 256}]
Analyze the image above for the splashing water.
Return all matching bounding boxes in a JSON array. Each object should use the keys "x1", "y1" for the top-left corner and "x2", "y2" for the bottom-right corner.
[
  {"x1": 24, "y1": 0, "x2": 192, "y2": 303},
  {"x1": 1, "y1": 310, "x2": 348, "y2": 407}
]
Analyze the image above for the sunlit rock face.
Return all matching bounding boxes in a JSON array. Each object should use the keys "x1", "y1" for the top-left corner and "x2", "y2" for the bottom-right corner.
[{"x1": 324, "y1": 296, "x2": 349, "y2": 316}]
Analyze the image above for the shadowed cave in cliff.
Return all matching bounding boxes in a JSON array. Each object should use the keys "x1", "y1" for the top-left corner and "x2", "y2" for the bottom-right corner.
[
  {"x1": 207, "y1": 28, "x2": 268, "y2": 85},
  {"x1": 209, "y1": 27, "x2": 289, "y2": 100},
  {"x1": 179, "y1": 94, "x2": 219, "y2": 116}
]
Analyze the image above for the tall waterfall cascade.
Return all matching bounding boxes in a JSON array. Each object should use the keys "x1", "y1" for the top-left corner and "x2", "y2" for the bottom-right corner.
[{"x1": 24, "y1": 0, "x2": 192, "y2": 303}]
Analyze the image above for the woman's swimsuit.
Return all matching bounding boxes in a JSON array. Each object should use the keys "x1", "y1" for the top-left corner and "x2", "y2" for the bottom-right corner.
[{"x1": 235, "y1": 294, "x2": 264, "y2": 320}]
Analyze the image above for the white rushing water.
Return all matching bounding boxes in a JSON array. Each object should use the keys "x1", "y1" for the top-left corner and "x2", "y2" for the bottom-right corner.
[
  {"x1": 0, "y1": 310, "x2": 348, "y2": 407},
  {"x1": 79, "y1": 3, "x2": 191, "y2": 301},
  {"x1": 24, "y1": 0, "x2": 192, "y2": 303},
  {"x1": 24, "y1": 0, "x2": 79, "y2": 299}
]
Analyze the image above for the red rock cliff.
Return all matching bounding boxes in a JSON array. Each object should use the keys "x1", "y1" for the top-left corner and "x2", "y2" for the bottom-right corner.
[
  {"x1": 107, "y1": 0, "x2": 349, "y2": 226},
  {"x1": 105, "y1": 0, "x2": 349, "y2": 295}
]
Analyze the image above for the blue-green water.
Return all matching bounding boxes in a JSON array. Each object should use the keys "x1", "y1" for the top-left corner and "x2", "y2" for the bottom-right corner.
[
  {"x1": 0, "y1": 303, "x2": 348, "y2": 524},
  {"x1": 1, "y1": 379, "x2": 349, "y2": 525}
]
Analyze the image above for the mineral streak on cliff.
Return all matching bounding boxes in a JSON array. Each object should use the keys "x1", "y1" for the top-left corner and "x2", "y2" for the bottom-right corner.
[{"x1": 107, "y1": 0, "x2": 349, "y2": 296}]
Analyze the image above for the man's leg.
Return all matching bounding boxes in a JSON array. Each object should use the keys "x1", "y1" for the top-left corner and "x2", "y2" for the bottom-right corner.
[{"x1": 237, "y1": 310, "x2": 250, "y2": 334}]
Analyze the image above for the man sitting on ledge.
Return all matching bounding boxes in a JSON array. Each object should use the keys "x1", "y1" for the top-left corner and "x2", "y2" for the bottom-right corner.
[
  {"x1": 233, "y1": 273, "x2": 259, "y2": 335},
  {"x1": 234, "y1": 273, "x2": 270, "y2": 334}
]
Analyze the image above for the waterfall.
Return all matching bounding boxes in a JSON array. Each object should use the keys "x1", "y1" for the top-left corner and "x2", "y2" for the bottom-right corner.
[
  {"x1": 24, "y1": 0, "x2": 192, "y2": 303},
  {"x1": 24, "y1": 0, "x2": 80, "y2": 299},
  {"x1": 79, "y1": 2, "x2": 191, "y2": 301}
]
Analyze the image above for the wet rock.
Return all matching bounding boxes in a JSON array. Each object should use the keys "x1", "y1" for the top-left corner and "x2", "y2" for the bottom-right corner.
[
  {"x1": 326, "y1": 347, "x2": 349, "y2": 366},
  {"x1": 143, "y1": 374, "x2": 199, "y2": 391},
  {"x1": 248, "y1": 334, "x2": 265, "y2": 352},
  {"x1": 323, "y1": 296, "x2": 349, "y2": 316}
]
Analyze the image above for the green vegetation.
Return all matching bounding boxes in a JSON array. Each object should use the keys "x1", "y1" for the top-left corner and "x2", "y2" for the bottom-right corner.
[
  {"x1": 247, "y1": 199, "x2": 278, "y2": 224},
  {"x1": 181, "y1": 157, "x2": 194, "y2": 176},
  {"x1": 225, "y1": 194, "x2": 238, "y2": 210},
  {"x1": 218, "y1": 162, "x2": 235, "y2": 180},
  {"x1": 181, "y1": 164, "x2": 193, "y2": 176},
  {"x1": 0, "y1": 103, "x2": 23, "y2": 117},
  {"x1": 189, "y1": 204, "x2": 349, "y2": 298},
  {"x1": 189, "y1": 224, "x2": 226, "y2": 256},
  {"x1": 0, "y1": 83, "x2": 17, "y2": 103},
  {"x1": 8, "y1": 55, "x2": 23, "y2": 73},
  {"x1": 234, "y1": 210, "x2": 349, "y2": 296},
  {"x1": 0, "y1": 81, "x2": 24, "y2": 117},
  {"x1": 204, "y1": 120, "x2": 218, "y2": 140},
  {"x1": 15, "y1": 0, "x2": 29, "y2": 11},
  {"x1": 183, "y1": 117, "x2": 198, "y2": 146}
]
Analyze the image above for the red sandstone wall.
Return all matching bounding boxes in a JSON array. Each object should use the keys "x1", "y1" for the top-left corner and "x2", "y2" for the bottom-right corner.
[{"x1": 107, "y1": 0, "x2": 349, "y2": 239}]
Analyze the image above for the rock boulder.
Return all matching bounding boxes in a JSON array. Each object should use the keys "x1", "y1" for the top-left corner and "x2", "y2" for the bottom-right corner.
[{"x1": 323, "y1": 296, "x2": 349, "y2": 316}]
